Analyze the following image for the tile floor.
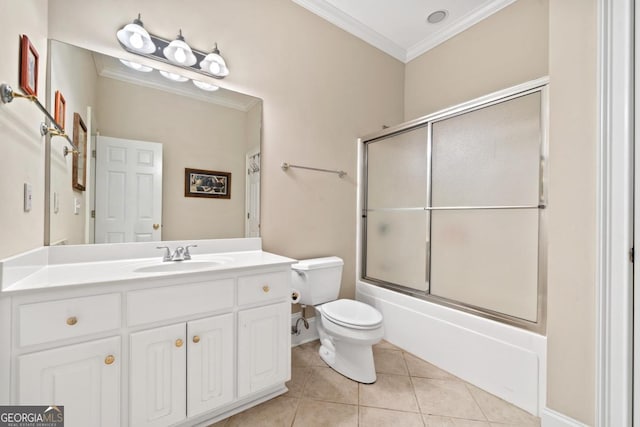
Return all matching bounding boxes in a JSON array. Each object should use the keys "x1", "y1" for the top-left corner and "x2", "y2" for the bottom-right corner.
[{"x1": 211, "y1": 340, "x2": 541, "y2": 427}]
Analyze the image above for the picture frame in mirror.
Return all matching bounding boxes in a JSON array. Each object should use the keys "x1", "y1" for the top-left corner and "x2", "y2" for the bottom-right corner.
[
  {"x1": 54, "y1": 90, "x2": 66, "y2": 130},
  {"x1": 19, "y1": 35, "x2": 39, "y2": 97},
  {"x1": 185, "y1": 168, "x2": 231, "y2": 199},
  {"x1": 72, "y1": 113, "x2": 87, "y2": 192}
]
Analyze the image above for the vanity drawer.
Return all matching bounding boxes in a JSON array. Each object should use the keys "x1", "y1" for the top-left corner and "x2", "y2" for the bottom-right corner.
[
  {"x1": 127, "y1": 279, "x2": 234, "y2": 326},
  {"x1": 238, "y1": 271, "x2": 289, "y2": 306},
  {"x1": 18, "y1": 294, "x2": 121, "y2": 347}
]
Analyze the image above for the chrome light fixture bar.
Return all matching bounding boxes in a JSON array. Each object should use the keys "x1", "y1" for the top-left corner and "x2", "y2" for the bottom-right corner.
[{"x1": 116, "y1": 15, "x2": 230, "y2": 80}]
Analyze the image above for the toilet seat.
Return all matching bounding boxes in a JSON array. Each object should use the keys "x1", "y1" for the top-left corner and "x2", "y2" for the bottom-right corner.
[{"x1": 321, "y1": 299, "x2": 383, "y2": 330}]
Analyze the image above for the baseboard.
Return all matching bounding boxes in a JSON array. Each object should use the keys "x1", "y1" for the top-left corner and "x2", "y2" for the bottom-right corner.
[
  {"x1": 291, "y1": 313, "x2": 319, "y2": 346},
  {"x1": 541, "y1": 408, "x2": 589, "y2": 427}
]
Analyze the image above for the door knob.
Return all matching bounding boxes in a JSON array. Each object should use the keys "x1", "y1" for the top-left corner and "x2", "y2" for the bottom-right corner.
[
  {"x1": 153, "y1": 224, "x2": 160, "y2": 230},
  {"x1": 105, "y1": 355, "x2": 115, "y2": 365},
  {"x1": 175, "y1": 339, "x2": 183, "y2": 348},
  {"x1": 193, "y1": 336, "x2": 200, "y2": 344}
]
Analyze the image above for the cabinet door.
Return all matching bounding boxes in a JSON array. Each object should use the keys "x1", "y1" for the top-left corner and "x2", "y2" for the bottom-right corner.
[
  {"x1": 18, "y1": 337, "x2": 120, "y2": 427},
  {"x1": 187, "y1": 314, "x2": 234, "y2": 417},
  {"x1": 238, "y1": 302, "x2": 290, "y2": 397},
  {"x1": 130, "y1": 323, "x2": 186, "y2": 427}
]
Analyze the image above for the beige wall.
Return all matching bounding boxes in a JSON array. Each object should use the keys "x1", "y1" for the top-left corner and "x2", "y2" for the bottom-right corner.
[
  {"x1": 47, "y1": 0, "x2": 405, "y2": 300},
  {"x1": 48, "y1": 41, "x2": 97, "y2": 245},
  {"x1": 404, "y1": 0, "x2": 548, "y2": 120},
  {"x1": 0, "y1": 0, "x2": 48, "y2": 259},
  {"x1": 96, "y1": 78, "x2": 248, "y2": 240},
  {"x1": 546, "y1": 0, "x2": 597, "y2": 423}
]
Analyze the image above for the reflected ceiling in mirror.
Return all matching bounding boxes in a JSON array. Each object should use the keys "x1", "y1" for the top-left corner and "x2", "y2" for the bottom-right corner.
[{"x1": 47, "y1": 40, "x2": 262, "y2": 247}]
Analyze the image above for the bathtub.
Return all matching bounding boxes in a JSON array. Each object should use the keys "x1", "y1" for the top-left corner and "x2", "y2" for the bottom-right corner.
[{"x1": 356, "y1": 280, "x2": 546, "y2": 416}]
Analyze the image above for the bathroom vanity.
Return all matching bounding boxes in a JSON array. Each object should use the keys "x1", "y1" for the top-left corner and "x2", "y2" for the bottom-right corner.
[{"x1": 0, "y1": 238, "x2": 295, "y2": 427}]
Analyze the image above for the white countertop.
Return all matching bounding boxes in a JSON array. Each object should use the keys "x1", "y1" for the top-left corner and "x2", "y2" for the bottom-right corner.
[{"x1": 0, "y1": 239, "x2": 297, "y2": 293}]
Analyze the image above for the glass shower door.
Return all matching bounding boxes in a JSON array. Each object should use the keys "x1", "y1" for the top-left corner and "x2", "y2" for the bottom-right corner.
[
  {"x1": 429, "y1": 92, "x2": 543, "y2": 322},
  {"x1": 364, "y1": 126, "x2": 429, "y2": 292}
]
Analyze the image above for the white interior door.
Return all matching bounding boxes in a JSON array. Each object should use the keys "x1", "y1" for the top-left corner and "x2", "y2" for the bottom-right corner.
[
  {"x1": 245, "y1": 150, "x2": 260, "y2": 237},
  {"x1": 95, "y1": 136, "x2": 162, "y2": 243}
]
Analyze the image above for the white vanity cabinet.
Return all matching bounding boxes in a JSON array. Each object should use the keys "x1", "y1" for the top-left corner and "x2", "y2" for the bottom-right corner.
[
  {"x1": 237, "y1": 271, "x2": 291, "y2": 397},
  {"x1": 129, "y1": 314, "x2": 234, "y2": 427},
  {"x1": 18, "y1": 337, "x2": 121, "y2": 427},
  {"x1": 238, "y1": 302, "x2": 289, "y2": 397},
  {"x1": 1, "y1": 246, "x2": 295, "y2": 427},
  {"x1": 14, "y1": 293, "x2": 122, "y2": 427}
]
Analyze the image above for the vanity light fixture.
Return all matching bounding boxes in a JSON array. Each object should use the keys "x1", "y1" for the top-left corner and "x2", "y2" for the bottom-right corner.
[
  {"x1": 192, "y1": 80, "x2": 220, "y2": 92},
  {"x1": 163, "y1": 30, "x2": 197, "y2": 66},
  {"x1": 159, "y1": 70, "x2": 189, "y2": 82},
  {"x1": 119, "y1": 59, "x2": 153, "y2": 72},
  {"x1": 199, "y1": 44, "x2": 229, "y2": 77},
  {"x1": 116, "y1": 14, "x2": 156, "y2": 54},
  {"x1": 116, "y1": 14, "x2": 230, "y2": 79}
]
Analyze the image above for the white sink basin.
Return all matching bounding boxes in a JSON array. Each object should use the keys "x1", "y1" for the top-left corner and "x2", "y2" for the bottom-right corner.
[{"x1": 134, "y1": 260, "x2": 226, "y2": 274}]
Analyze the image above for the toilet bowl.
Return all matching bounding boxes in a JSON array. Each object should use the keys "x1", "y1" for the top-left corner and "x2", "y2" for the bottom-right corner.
[
  {"x1": 315, "y1": 299, "x2": 384, "y2": 383},
  {"x1": 291, "y1": 257, "x2": 384, "y2": 383}
]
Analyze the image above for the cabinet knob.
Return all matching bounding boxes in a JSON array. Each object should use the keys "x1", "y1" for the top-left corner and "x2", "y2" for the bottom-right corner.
[
  {"x1": 153, "y1": 223, "x2": 160, "y2": 230},
  {"x1": 66, "y1": 316, "x2": 78, "y2": 326},
  {"x1": 175, "y1": 339, "x2": 184, "y2": 348},
  {"x1": 104, "y1": 355, "x2": 115, "y2": 365},
  {"x1": 262, "y1": 285, "x2": 270, "y2": 293},
  {"x1": 192, "y1": 335, "x2": 200, "y2": 344}
]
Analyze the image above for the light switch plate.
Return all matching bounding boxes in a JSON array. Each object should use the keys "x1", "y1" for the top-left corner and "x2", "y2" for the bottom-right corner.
[
  {"x1": 73, "y1": 197, "x2": 81, "y2": 215},
  {"x1": 23, "y1": 183, "x2": 32, "y2": 212}
]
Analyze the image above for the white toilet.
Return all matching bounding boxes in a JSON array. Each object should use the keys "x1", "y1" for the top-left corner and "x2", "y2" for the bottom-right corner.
[{"x1": 291, "y1": 256, "x2": 384, "y2": 383}]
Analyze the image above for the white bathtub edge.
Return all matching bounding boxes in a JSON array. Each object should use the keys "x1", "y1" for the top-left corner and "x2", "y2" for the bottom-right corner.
[
  {"x1": 541, "y1": 407, "x2": 589, "y2": 427},
  {"x1": 356, "y1": 281, "x2": 546, "y2": 416}
]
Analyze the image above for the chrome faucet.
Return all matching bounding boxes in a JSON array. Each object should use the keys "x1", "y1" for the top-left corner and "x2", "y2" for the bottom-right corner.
[
  {"x1": 184, "y1": 244, "x2": 197, "y2": 260},
  {"x1": 157, "y1": 246, "x2": 172, "y2": 262},
  {"x1": 157, "y1": 244, "x2": 198, "y2": 262}
]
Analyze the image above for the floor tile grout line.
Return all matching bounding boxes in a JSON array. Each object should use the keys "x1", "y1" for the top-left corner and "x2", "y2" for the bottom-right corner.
[
  {"x1": 290, "y1": 396, "x2": 302, "y2": 427},
  {"x1": 404, "y1": 355, "x2": 426, "y2": 424},
  {"x1": 464, "y1": 382, "x2": 491, "y2": 423}
]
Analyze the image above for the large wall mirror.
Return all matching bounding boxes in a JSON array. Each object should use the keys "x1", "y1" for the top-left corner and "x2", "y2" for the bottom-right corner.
[{"x1": 47, "y1": 40, "x2": 261, "y2": 246}]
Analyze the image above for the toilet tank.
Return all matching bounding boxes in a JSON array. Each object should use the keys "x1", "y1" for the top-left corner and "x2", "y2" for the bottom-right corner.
[{"x1": 291, "y1": 257, "x2": 344, "y2": 305}]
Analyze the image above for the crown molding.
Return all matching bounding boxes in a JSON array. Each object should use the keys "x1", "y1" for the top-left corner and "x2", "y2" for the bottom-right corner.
[
  {"x1": 291, "y1": 0, "x2": 407, "y2": 62},
  {"x1": 293, "y1": 0, "x2": 517, "y2": 64},
  {"x1": 406, "y1": 0, "x2": 517, "y2": 62}
]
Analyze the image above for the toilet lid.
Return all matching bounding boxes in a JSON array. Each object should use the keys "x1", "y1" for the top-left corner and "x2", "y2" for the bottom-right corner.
[{"x1": 321, "y1": 299, "x2": 383, "y2": 329}]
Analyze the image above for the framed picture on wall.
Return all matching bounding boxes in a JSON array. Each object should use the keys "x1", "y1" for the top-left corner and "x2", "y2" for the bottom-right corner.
[
  {"x1": 72, "y1": 113, "x2": 87, "y2": 192},
  {"x1": 19, "y1": 35, "x2": 39, "y2": 97},
  {"x1": 54, "y1": 91, "x2": 66, "y2": 130},
  {"x1": 185, "y1": 168, "x2": 231, "y2": 199}
]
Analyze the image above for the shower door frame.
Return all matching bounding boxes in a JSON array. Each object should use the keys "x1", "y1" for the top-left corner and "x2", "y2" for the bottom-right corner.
[{"x1": 359, "y1": 77, "x2": 549, "y2": 334}]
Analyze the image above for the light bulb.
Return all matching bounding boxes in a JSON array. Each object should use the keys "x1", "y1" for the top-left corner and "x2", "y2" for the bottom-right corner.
[
  {"x1": 119, "y1": 59, "x2": 153, "y2": 72},
  {"x1": 159, "y1": 70, "x2": 188, "y2": 82},
  {"x1": 174, "y1": 48, "x2": 186, "y2": 64},
  {"x1": 129, "y1": 32, "x2": 143, "y2": 49},
  {"x1": 209, "y1": 62, "x2": 221, "y2": 75}
]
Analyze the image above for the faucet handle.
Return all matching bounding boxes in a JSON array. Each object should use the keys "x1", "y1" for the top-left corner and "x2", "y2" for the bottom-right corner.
[
  {"x1": 184, "y1": 244, "x2": 198, "y2": 260},
  {"x1": 157, "y1": 246, "x2": 171, "y2": 262}
]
